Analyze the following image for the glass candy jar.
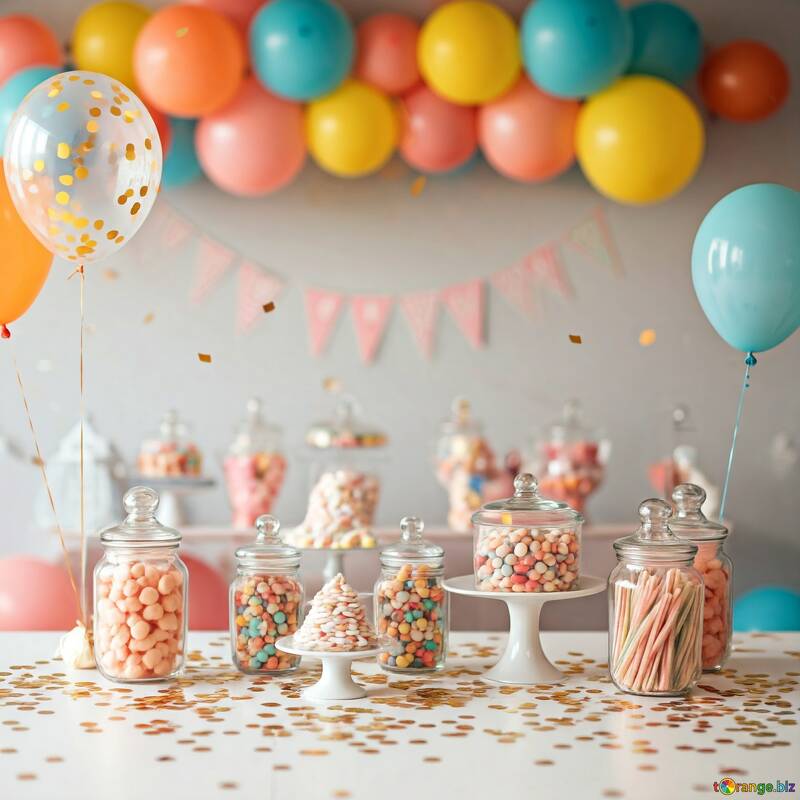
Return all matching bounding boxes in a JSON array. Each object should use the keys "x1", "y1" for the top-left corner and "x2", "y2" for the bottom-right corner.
[
  {"x1": 670, "y1": 484, "x2": 732, "y2": 672},
  {"x1": 94, "y1": 486, "x2": 188, "y2": 683},
  {"x1": 230, "y1": 514, "x2": 303, "y2": 674},
  {"x1": 473, "y1": 473, "x2": 583, "y2": 592},
  {"x1": 138, "y1": 408, "x2": 202, "y2": 478},
  {"x1": 223, "y1": 398, "x2": 287, "y2": 528},
  {"x1": 609, "y1": 499, "x2": 703, "y2": 696},
  {"x1": 375, "y1": 516, "x2": 448, "y2": 672}
]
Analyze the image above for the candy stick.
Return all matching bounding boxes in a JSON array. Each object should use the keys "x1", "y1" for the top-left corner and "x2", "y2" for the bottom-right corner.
[
  {"x1": 630, "y1": 591, "x2": 672, "y2": 689},
  {"x1": 612, "y1": 584, "x2": 629, "y2": 664},
  {"x1": 659, "y1": 628, "x2": 675, "y2": 692},
  {"x1": 615, "y1": 596, "x2": 664, "y2": 681}
]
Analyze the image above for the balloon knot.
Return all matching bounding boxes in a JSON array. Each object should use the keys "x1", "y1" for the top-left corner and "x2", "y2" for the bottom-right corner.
[
  {"x1": 745, "y1": 353, "x2": 757, "y2": 366},
  {"x1": 1, "y1": 324, "x2": 10, "y2": 340}
]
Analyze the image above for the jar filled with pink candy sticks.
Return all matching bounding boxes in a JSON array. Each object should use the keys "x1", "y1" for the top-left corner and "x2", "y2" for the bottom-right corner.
[
  {"x1": 670, "y1": 483, "x2": 732, "y2": 673},
  {"x1": 609, "y1": 499, "x2": 703, "y2": 697},
  {"x1": 94, "y1": 486, "x2": 188, "y2": 683}
]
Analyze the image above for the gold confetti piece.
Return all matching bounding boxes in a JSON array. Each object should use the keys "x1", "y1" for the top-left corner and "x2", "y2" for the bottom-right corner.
[
  {"x1": 322, "y1": 376, "x2": 342, "y2": 393},
  {"x1": 103, "y1": 269, "x2": 118, "y2": 281},
  {"x1": 57, "y1": 142, "x2": 70, "y2": 159},
  {"x1": 198, "y1": 353, "x2": 212, "y2": 363},
  {"x1": 569, "y1": 334, "x2": 583, "y2": 344},
  {"x1": 143, "y1": 313, "x2": 155, "y2": 325},
  {"x1": 176, "y1": 26, "x2": 189, "y2": 37},
  {"x1": 411, "y1": 175, "x2": 427, "y2": 197},
  {"x1": 639, "y1": 328, "x2": 656, "y2": 347},
  {"x1": 262, "y1": 301, "x2": 276, "y2": 313}
]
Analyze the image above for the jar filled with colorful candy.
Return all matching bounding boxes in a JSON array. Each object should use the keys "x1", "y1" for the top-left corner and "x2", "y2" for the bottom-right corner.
[
  {"x1": 609, "y1": 499, "x2": 703, "y2": 696},
  {"x1": 230, "y1": 514, "x2": 303, "y2": 674},
  {"x1": 223, "y1": 397, "x2": 287, "y2": 528},
  {"x1": 374, "y1": 516, "x2": 447, "y2": 672},
  {"x1": 473, "y1": 473, "x2": 582, "y2": 592},
  {"x1": 670, "y1": 483, "x2": 732, "y2": 673},
  {"x1": 94, "y1": 486, "x2": 188, "y2": 683},
  {"x1": 137, "y1": 408, "x2": 202, "y2": 478}
]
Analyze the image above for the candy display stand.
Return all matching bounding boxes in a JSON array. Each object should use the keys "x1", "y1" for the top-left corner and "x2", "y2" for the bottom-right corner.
[
  {"x1": 443, "y1": 574, "x2": 606, "y2": 684},
  {"x1": 299, "y1": 545, "x2": 374, "y2": 584},
  {"x1": 276, "y1": 636, "x2": 381, "y2": 701},
  {"x1": 135, "y1": 476, "x2": 216, "y2": 528}
]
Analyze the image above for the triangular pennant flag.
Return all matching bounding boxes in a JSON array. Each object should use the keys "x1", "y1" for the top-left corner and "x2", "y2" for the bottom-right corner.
[
  {"x1": 525, "y1": 243, "x2": 573, "y2": 298},
  {"x1": 236, "y1": 260, "x2": 284, "y2": 334},
  {"x1": 441, "y1": 278, "x2": 485, "y2": 349},
  {"x1": 563, "y1": 206, "x2": 623, "y2": 275},
  {"x1": 191, "y1": 235, "x2": 236, "y2": 304},
  {"x1": 491, "y1": 260, "x2": 536, "y2": 318},
  {"x1": 304, "y1": 288, "x2": 344, "y2": 356},
  {"x1": 400, "y1": 290, "x2": 439, "y2": 359},
  {"x1": 350, "y1": 294, "x2": 394, "y2": 363},
  {"x1": 159, "y1": 205, "x2": 193, "y2": 250}
]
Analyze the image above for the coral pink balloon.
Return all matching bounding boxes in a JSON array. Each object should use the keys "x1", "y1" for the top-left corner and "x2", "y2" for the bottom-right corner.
[
  {"x1": 147, "y1": 105, "x2": 172, "y2": 156},
  {"x1": 186, "y1": 0, "x2": 264, "y2": 37},
  {"x1": 181, "y1": 554, "x2": 228, "y2": 631},
  {"x1": 478, "y1": 77, "x2": 580, "y2": 182},
  {"x1": 354, "y1": 13, "x2": 420, "y2": 95},
  {"x1": 0, "y1": 15, "x2": 62, "y2": 85},
  {"x1": 0, "y1": 557, "x2": 78, "y2": 631},
  {"x1": 196, "y1": 77, "x2": 306, "y2": 196},
  {"x1": 399, "y1": 85, "x2": 477, "y2": 173}
]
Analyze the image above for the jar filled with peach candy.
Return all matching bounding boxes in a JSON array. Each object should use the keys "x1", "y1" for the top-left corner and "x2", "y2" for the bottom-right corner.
[
  {"x1": 94, "y1": 486, "x2": 188, "y2": 683},
  {"x1": 670, "y1": 483, "x2": 732, "y2": 672}
]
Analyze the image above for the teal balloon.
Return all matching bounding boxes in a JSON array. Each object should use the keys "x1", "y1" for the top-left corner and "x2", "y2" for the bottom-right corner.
[
  {"x1": 628, "y1": 2, "x2": 702, "y2": 85},
  {"x1": 734, "y1": 587, "x2": 800, "y2": 632},
  {"x1": 692, "y1": 183, "x2": 800, "y2": 354},
  {"x1": 0, "y1": 66, "x2": 60, "y2": 149},
  {"x1": 521, "y1": 0, "x2": 632, "y2": 98},
  {"x1": 162, "y1": 118, "x2": 201, "y2": 188},
  {"x1": 249, "y1": 0, "x2": 354, "y2": 101}
]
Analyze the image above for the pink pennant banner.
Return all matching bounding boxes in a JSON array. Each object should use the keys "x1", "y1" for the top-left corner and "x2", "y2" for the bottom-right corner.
[
  {"x1": 304, "y1": 288, "x2": 344, "y2": 356},
  {"x1": 160, "y1": 206, "x2": 193, "y2": 250},
  {"x1": 191, "y1": 235, "x2": 237, "y2": 304},
  {"x1": 236, "y1": 260, "x2": 284, "y2": 334},
  {"x1": 525, "y1": 243, "x2": 572, "y2": 298},
  {"x1": 491, "y1": 260, "x2": 536, "y2": 318},
  {"x1": 400, "y1": 290, "x2": 439, "y2": 359},
  {"x1": 441, "y1": 278, "x2": 485, "y2": 349},
  {"x1": 563, "y1": 206, "x2": 623, "y2": 275},
  {"x1": 350, "y1": 294, "x2": 394, "y2": 363}
]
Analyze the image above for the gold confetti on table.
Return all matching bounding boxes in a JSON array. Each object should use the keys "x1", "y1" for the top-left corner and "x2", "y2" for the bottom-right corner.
[
  {"x1": 639, "y1": 328, "x2": 657, "y2": 346},
  {"x1": 143, "y1": 313, "x2": 155, "y2": 325},
  {"x1": 569, "y1": 334, "x2": 583, "y2": 344},
  {"x1": 262, "y1": 302, "x2": 276, "y2": 314},
  {"x1": 197, "y1": 353, "x2": 212, "y2": 363},
  {"x1": 411, "y1": 175, "x2": 427, "y2": 197}
]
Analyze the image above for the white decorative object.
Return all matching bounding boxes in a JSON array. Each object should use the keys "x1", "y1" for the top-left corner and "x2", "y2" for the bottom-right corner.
[{"x1": 57, "y1": 623, "x2": 95, "y2": 670}]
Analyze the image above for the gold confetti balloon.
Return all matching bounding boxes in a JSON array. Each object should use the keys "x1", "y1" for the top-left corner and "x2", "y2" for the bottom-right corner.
[{"x1": 3, "y1": 70, "x2": 161, "y2": 263}]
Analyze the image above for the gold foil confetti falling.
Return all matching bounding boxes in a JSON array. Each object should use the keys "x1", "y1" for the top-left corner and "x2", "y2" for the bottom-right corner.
[
  {"x1": 262, "y1": 301, "x2": 276, "y2": 314},
  {"x1": 411, "y1": 175, "x2": 427, "y2": 197},
  {"x1": 569, "y1": 334, "x2": 583, "y2": 344},
  {"x1": 322, "y1": 376, "x2": 342, "y2": 393},
  {"x1": 143, "y1": 313, "x2": 155, "y2": 325},
  {"x1": 103, "y1": 269, "x2": 118, "y2": 281},
  {"x1": 639, "y1": 328, "x2": 657, "y2": 346},
  {"x1": 198, "y1": 353, "x2": 212, "y2": 363}
]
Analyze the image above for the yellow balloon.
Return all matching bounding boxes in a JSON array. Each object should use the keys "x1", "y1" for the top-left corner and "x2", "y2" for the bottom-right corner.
[
  {"x1": 418, "y1": 1, "x2": 520, "y2": 106},
  {"x1": 576, "y1": 76, "x2": 705, "y2": 205},
  {"x1": 306, "y1": 80, "x2": 398, "y2": 178},
  {"x1": 72, "y1": 1, "x2": 151, "y2": 90}
]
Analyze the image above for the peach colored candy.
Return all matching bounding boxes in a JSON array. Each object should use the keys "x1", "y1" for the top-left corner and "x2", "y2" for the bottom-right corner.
[{"x1": 694, "y1": 544, "x2": 731, "y2": 670}]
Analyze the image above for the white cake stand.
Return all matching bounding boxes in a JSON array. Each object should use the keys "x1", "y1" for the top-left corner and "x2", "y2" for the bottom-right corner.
[
  {"x1": 135, "y1": 476, "x2": 216, "y2": 528},
  {"x1": 443, "y1": 574, "x2": 607, "y2": 685},
  {"x1": 296, "y1": 545, "x2": 376, "y2": 583},
  {"x1": 276, "y1": 636, "x2": 381, "y2": 702}
]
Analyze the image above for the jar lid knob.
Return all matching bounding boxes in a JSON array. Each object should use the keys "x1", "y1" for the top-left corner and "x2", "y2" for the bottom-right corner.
[
  {"x1": 123, "y1": 485, "x2": 159, "y2": 520},
  {"x1": 637, "y1": 497, "x2": 673, "y2": 539},
  {"x1": 513, "y1": 472, "x2": 538, "y2": 496},
  {"x1": 400, "y1": 515, "x2": 424, "y2": 542},
  {"x1": 672, "y1": 483, "x2": 706, "y2": 512},
  {"x1": 255, "y1": 514, "x2": 281, "y2": 542}
]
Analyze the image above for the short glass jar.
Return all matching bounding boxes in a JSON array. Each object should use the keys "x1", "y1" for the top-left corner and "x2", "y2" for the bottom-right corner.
[
  {"x1": 374, "y1": 517, "x2": 447, "y2": 672},
  {"x1": 609, "y1": 499, "x2": 703, "y2": 696},
  {"x1": 94, "y1": 486, "x2": 188, "y2": 682},
  {"x1": 138, "y1": 408, "x2": 202, "y2": 478},
  {"x1": 230, "y1": 514, "x2": 304, "y2": 674}
]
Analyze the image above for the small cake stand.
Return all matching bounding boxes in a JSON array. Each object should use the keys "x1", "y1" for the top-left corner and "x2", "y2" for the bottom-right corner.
[
  {"x1": 135, "y1": 476, "x2": 216, "y2": 528},
  {"x1": 443, "y1": 574, "x2": 607, "y2": 685},
  {"x1": 276, "y1": 636, "x2": 381, "y2": 701}
]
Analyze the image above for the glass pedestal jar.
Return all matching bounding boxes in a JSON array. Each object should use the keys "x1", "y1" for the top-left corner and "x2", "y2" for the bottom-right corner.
[{"x1": 138, "y1": 409, "x2": 202, "y2": 478}]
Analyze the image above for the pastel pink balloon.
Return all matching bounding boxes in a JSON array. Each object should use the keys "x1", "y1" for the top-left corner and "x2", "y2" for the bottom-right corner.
[
  {"x1": 181, "y1": 554, "x2": 228, "y2": 630},
  {"x1": 399, "y1": 85, "x2": 477, "y2": 173},
  {"x1": 0, "y1": 15, "x2": 62, "y2": 85},
  {"x1": 186, "y1": 0, "x2": 264, "y2": 37},
  {"x1": 478, "y1": 77, "x2": 580, "y2": 182},
  {"x1": 0, "y1": 557, "x2": 78, "y2": 631},
  {"x1": 196, "y1": 77, "x2": 306, "y2": 196},
  {"x1": 354, "y1": 13, "x2": 420, "y2": 95}
]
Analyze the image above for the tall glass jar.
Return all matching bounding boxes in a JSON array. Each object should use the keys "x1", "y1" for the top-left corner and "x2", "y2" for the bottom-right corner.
[
  {"x1": 138, "y1": 409, "x2": 202, "y2": 478},
  {"x1": 230, "y1": 514, "x2": 304, "y2": 675},
  {"x1": 374, "y1": 516, "x2": 447, "y2": 672},
  {"x1": 609, "y1": 499, "x2": 703, "y2": 696},
  {"x1": 473, "y1": 473, "x2": 583, "y2": 592},
  {"x1": 94, "y1": 486, "x2": 188, "y2": 683},
  {"x1": 670, "y1": 483, "x2": 732, "y2": 672}
]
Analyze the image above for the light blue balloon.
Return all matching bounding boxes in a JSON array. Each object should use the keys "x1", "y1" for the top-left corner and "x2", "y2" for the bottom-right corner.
[
  {"x1": 734, "y1": 587, "x2": 800, "y2": 632},
  {"x1": 162, "y1": 118, "x2": 202, "y2": 188},
  {"x1": 521, "y1": 0, "x2": 632, "y2": 98},
  {"x1": 627, "y1": 2, "x2": 702, "y2": 85},
  {"x1": 0, "y1": 66, "x2": 60, "y2": 150},
  {"x1": 692, "y1": 183, "x2": 800, "y2": 354},
  {"x1": 249, "y1": 0, "x2": 354, "y2": 101}
]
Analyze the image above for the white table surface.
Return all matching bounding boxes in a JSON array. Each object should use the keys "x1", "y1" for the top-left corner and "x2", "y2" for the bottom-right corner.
[{"x1": 1, "y1": 631, "x2": 797, "y2": 800}]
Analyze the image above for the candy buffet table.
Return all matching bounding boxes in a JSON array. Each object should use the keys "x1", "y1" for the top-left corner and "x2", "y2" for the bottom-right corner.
[{"x1": 1, "y1": 632, "x2": 796, "y2": 800}]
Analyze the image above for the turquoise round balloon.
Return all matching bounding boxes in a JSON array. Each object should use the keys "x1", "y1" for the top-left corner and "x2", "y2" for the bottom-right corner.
[
  {"x1": 0, "y1": 65, "x2": 60, "y2": 149},
  {"x1": 627, "y1": 2, "x2": 702, "y2": 85},
  {"x1": 692, "y1": 183, "x2": 800, "y2": 354},
  {"x1": 734, "y1": 587, "x2": 800, "y2": 632},
  {"x1": 162, "y1": 117, "x2": 202, "y2": 188}
]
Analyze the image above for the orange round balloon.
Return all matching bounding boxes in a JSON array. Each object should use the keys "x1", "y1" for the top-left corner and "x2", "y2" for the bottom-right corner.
[
  {"x1": 0, "y1": 15, "x2": 62, "y2": 85},
  {"x1": 700, "y1": 40, "x2": 789, "y2": 122},
  {"x1": 133, "y1": 5, "x2": 245, "y2": 117},
  {"x1": 0, "y1": 159, "x2": 52, "y2": 333}
]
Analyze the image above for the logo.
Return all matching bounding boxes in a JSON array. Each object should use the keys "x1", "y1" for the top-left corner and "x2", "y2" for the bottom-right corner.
[
  {"x1": 714, "y1": 779, "x2": 796, "y2": 796},
  {"x1": 719, "y1": 779, "x2": 736, "y2": 796}
]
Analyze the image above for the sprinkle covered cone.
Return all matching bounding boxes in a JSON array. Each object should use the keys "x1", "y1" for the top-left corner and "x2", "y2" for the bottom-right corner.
[{"x1": 294, "y1": 573, "x2": 377, "y2": 651}]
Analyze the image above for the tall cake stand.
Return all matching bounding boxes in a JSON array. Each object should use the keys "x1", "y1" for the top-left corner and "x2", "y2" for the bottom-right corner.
[
  {"x1": 443, "y1": 575, "x2": 606, "y2": 685},
  {"x1": 135, "y1": 476, "x2": 216, "y2": 528},
  {"x1": 296, "y1": 545, "x2": 376, "y2": 583}
]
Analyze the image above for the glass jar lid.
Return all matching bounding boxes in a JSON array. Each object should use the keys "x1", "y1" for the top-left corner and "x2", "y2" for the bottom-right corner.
[
  {"x1": 613, "y1": 498, "x2": 697, "y2": 564},
  {"x1": 670, "y1": 483, "x2": 728, "y2": 542},
  {"x1": 542, "y1": 399, "x2": 598, "y2": 444},
  {"x1": 235, "y1": 514, "x2": 300, "y2": 569},
  {"x1": 380, "y1": 516, "x2": 443, "y2": 568},
  {"x1": 229, "y1": 397, "x2": 282, "y2": 456},
  {"x1": 440, "y1": 397, "x2": 483, "y2": 439},
  {"x1": 100, "y1": 486, "x2": 181, "y2": 548},
  {"x1": 305, "y1": 394, "x2": 387, "y2": 449},
  {"x1": 471, "y1": 473, "x2": 584, "y2": 528}
]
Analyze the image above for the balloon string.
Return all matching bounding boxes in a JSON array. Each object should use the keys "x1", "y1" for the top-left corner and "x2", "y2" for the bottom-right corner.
[
  {"x1": 719, "y1": 352, "x2": 757, "y2": 520},
  {"x1": 78, "y1": 265, "x2": 87, "y2": 627}
]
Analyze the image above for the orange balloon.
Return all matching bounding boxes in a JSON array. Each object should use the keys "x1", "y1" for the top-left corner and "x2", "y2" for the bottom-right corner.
[
  {"x1": 0, "y1": 159, "x2": 52, "y2": 335},
  {"x1": 133, "y1": 5, "x2": 245, "y2": 117},
  {"x1": 0, "y1": 15, "x2": 62, "y2": 85},
  {"x1": 700, "y1": 40, "x2": 789, "y2": 122}
]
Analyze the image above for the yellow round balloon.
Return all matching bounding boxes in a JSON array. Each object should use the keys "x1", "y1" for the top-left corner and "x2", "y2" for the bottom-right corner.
[
  {"x1": 72, "y1": 1, "x2": 151, "y2": 90},
  {"x1": 576, "y1": 76, "x2": 705, "y2": 205},
  {"x1": 306, "y1": 80, "x2": 398, "y2": 178},
  {"x1": 418, "y1": 1, "x2": 520, "y2": 106}
]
